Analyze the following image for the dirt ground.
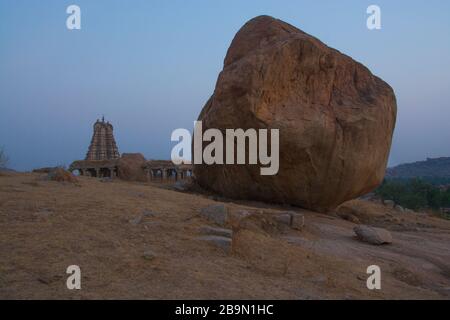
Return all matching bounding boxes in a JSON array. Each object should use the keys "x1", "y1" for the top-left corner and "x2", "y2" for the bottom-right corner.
[{"x1": 0, "y1": 172, "x2": 449, "y2": 299}]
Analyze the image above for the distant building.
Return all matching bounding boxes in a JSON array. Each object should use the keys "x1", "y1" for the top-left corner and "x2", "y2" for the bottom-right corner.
[
  {"x1": 85, "y1": 117, "x2": 120, "y2": 160},
  {"x1": 69, "y1": 118, "x2": 120, "y2": 178},
  {"x1": 69, "y1": 118, "x2": 192, "y2": 180}
]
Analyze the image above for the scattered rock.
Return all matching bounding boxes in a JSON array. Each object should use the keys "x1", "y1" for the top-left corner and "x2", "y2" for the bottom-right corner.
[
  {"x1": 290, "y1": 212, "x2": 305, "y2": 230},
  {"x1": 194, "y1": 15, "x2": 397, "y2": 212},
  {"x1": 197, "y1": 235, "x2": 231, "y2": 253},
  {"x1": 142, "y1": 250, "x2": 157, "y2": 261},
  {"x1": 336, "y1": 212, "x2": 361, "y2": 224},
  {"x1": 46, "y1": 168, "x2": 78, "y2": 183},
  {"x1": 99, "y1": 177, "x2": 113, "y2": 183},
  {"x1": 117, "y1": 153, "x2": 147, "y2": 182},
  {"x1": 129, "y1": 209, "x2": 156, "y2": 224},
  {"x1": 395, "y1": 205, "x2": 405, "y2": 212},
  {"x1": 33, "y1": 209, "x2": 53, "y2": 218},
  {"x1": 200, "y1": 204, "x2": 228, "y2": 226},
  {"x1": 274, "y1": 213, "x2": 291, "y2": 227},
  {"x1": 142, "y1": 209, "x2": 156, "y2": 217},
  {"x1": 274, "y1": 211, "x2": 305, "y2": 230},
  {"x1": 353, "y1": 225, "x2": 393, "y2": 245},
  {"x1": 173, "y1": 181, "x2": 189, "y2": 191},
  {"x1": 199, "y1": 226, "x2": 232, "y2": 238},
  {"x1": 230, "y1": 210, "x2": 252, "y2": 220},
  {"x1": 383, "y1": 200, "x2": 395, "y2": 208},
  {"x1": 129, "y1": 215, "x2": 143, "y2": 225},
  {"x1": 281, "y1": 236, "x2": 310, "y2": 247}
]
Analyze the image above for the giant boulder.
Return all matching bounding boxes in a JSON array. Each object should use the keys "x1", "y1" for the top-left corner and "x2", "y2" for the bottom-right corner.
[
  {"x1": 194, "y1": 16, "x2": 397, "y2": 212},
  {"x1": 117, "y1": 153, "x2": 147, "y2": 182}
]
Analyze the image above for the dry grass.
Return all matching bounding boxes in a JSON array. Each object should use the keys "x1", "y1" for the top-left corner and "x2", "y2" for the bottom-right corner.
[{"x1": 0, "y1": 172, "x2": 450, "y2": 299}]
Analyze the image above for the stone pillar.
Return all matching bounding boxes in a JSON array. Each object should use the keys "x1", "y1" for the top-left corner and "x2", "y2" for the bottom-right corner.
[
  {"x1": 95, "y1": 168, "x2": 100, "y2": 178},
  {"x1": 162, "y1": 169, "x2": 167, "y2": 180},
  {"x1": 110, "y1": 168, "x2": 116, "y2": 178}
]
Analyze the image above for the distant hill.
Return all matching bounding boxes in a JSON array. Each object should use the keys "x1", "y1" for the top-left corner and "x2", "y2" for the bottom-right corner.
[{"x1": 386, "y1": 157, "x2": 450, "y2": 184}]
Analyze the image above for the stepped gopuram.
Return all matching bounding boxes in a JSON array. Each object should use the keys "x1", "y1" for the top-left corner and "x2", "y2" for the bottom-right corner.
[
  {"x1": 85, "y1": 117, "x2": 120, "y2": 161},
  {"x1": 69, "y1": 118, "x2": 120, "y2": 178},
  {"x1": 69, "y1": 118, "x2": 193, "y2": 181}
]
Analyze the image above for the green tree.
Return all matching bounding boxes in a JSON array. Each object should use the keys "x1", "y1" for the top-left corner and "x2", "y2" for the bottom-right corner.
[
  {"x1": 375, "y1": 178, "x2": 449, "y2": 211},
  {"x1": 0, "y1": 147, "x2": 8, "y2": 169}
]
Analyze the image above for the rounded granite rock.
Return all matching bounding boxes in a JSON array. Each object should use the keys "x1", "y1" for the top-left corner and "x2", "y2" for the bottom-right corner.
[{"x1": 194, "y1": 15, "x2": 397, "y2": 212}]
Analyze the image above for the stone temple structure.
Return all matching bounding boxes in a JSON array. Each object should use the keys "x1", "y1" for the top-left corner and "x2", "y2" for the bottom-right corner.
[
  {"x1": 85, "y1": 117, "x2": 120, "y2": 161},
  {"x1": 69, "y1": 117, "x2": 120, "y2": 178},
  {"x1": 69, "y1": 118, "x2": 193, "y2": 181}
]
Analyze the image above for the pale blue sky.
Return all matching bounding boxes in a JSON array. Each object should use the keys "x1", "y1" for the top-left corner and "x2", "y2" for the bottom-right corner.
[{"x1": 1, "y1": 0, "x2": 449, "y2": 170}]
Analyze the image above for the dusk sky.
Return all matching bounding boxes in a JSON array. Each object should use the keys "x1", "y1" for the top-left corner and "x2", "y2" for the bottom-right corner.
[{"x1": 1, "y1": 0, "x2": 449, "y2": 171}]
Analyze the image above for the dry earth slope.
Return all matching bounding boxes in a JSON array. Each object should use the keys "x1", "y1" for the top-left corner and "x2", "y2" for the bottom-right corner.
[{"x1": 0, "y1": 172, "x2": 449, "y2": 299}]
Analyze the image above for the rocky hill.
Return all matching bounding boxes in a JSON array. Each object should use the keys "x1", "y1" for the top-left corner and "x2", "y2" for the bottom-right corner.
[{"x1": 386, "y1": 157, "x2": 450, "y2": 180}]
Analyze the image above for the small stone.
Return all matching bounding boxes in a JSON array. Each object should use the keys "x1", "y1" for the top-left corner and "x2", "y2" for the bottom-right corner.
[
  {"x1": 395, "y1": 205, "x2": 405, "y2": 212},
  {"x1": 383, "y1": 200, "x2": 395, "y2": 208},
  {"x1": 338, "y1": 212, "x2": 361, "y2": 224},
  {"x1": 142, "y1": 250, "x2": 156, "y2": 260},
  {"x1": 290, "y1": 212, "x2": 305, "y2": 230},
  {"x1": 142, "y1": 209, "x2": 156, "y2": 217},
  {"x1": 236, "y1": 210, "x2": 251, "y2": 218},
  {"x1": 173, "y1": 181, "x2": 188, "y2": 191},
  {"x1": 354, "y1": 225, "x2": 393, "y2": 245},
  {"x1": 199, "y1": 226, "x2": 232, "y2": 238},
  {"x1": 282, "y1": 236, "x2": 310, "y2": 247},
  {"x1": 229, "y1": 210, "x2": 252, "y2": 223},
  {"x1": 37, "y1": 277, "x2": 50, "y2": 285},
  {"x1": 129, "y1": 215, "x2": 143, "y2": 225},
  {"x1": 197, "y1": 235, "x2": 231, "y2": 252},
  {"x1": 33, "y1": 209, "x2": 53, "y2": 218},
  {"x1": 200, "y1": 204, "x2": 228, "y2": 226},
  {"x1": 274, "y1": 213, "x2": 291, "y2": 226}
]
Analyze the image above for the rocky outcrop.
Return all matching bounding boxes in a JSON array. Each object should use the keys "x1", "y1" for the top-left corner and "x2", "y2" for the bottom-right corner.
[
  {"x1": 194, "y1": 15, "x2": 397, "y2": 212},
  {"x1": 117, "y1": 153, "x2": 147, "y2": 182},
  {"x1": 46, "y1": 167, "x2": 78, "y2": 183},
  {"x1": 200, "y1": 204, "x2": 229, "y2": 226},
  {"x1": 354, "y1": 225, "x2": 393, "y2": 245}
]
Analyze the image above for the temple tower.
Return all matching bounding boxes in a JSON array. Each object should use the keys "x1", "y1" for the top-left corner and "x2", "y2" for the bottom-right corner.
[{"x1": 85, "y1": 117, "x2": 120, "y2": 160}]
